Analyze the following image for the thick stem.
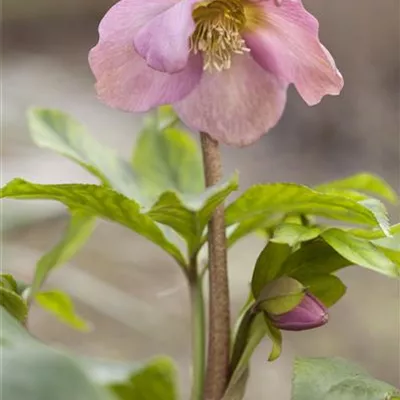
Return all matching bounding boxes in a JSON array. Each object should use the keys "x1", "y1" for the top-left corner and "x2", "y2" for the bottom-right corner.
[
  {"x1": 201, "y1": 132, "x2": 230, "y2": 400},
  {"x1": 189, "y1": 262, "x2": 206, "y2": 400}
]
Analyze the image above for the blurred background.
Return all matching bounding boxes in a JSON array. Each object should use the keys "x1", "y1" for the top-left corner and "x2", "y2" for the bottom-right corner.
[{"x1": 2, "y1": 0, "x2": 399, "y2": 398}]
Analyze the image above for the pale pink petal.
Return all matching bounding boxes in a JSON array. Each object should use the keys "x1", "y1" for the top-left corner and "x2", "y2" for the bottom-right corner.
[
  {"x1": 174, "y1": 55, "x2": 287, "y2": 146},
  {"x1": 244, "y1": 0, "x2": 343, "y2": 105},
  {"x1": 89, "y1": 0, "x2": 203, "y2": 112},
  {"x1": 134, "y1": 0, "x2": 199, "y2": 73}
]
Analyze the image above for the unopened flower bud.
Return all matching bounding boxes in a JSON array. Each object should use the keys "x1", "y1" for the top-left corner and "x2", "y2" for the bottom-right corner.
[{"x1": 268, "y1": 292, "x2": 328, "y2": 331}]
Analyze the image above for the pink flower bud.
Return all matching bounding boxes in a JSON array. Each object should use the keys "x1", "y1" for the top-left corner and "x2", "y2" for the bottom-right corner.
[{"x1": 268, "y1": 292, "x2": 328, "y2": 331}]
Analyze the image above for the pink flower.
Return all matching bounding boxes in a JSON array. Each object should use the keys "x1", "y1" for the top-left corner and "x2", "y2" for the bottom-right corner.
[
  {"x1": 89, "y1": 0, "x2": 343, "y2": 146},
  {"x1": 268, "y1": 292, "x2": 329, "y2": 331}
]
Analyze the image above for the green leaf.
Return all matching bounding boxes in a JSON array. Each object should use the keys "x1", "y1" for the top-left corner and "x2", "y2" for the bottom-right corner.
[
  {"x1": 264, "y1": 316, "x2": 282, "y2": 362},
  {"x1": 256, "y1": 277, "x2": 305, "y2": 315},
  {"x1": 109, "y1": 358, "x2": 178, "y2": 400},
  {"x1": 0, "y1": 287, "x2": 28, "y2": 323},
  {"x1": 271, "y1": 223, "x2": 322, "y2": 247},
  {"x1": 28, "y1": 108, "x2": 141, "y2": 201},
  {"x1": 147, "y1": 174, "x2": 238, "y2": 254},
  {"x1": 0, "y1": 274, "x2": 18, "y2": 292},
  {"x1": 282, "y1": 240, "x2": 351, "y2": 277},
  {"x1": 315, "y1": 173, "x2": 398, "y2": 203},
  {"x1": 296, "y1": 274, "x2": 347, "y2": 307},
  {"x1": 251, "y1": 242, "x2": 292, "y2": 299},
  {"x1": 31, "y1": 212, "x2": 95, "y2": 297},
  {"x1": 156, "y1": 105, "x2": 179, "y2": 130},
  {"x1": 0, "y1": 307, "x2": 115, "y2": 400},
  {"x1": 1, "y1": 307, "x2": 179, "y2": 400},
  {"x1": 358, "y1": 198, "x2": 390, "y2": 236},
  {"x1": 292, "y1": 357, "x2": 398, "y2": 400},
  {"x1": 35, "y1": 290, "x2": 90, "y2": 331},
  {"x1": 1, "y1": 179, "x2": 185, "y2": 266},
  {"x1": 132, "y1": 125, "x2": 204, "y2": 197},
  {"x1": 373, "y1": 232, "x2": 400, "y2": 250},
  {"x1": 225, "y1": 183, "x2": 389, "y2": 233},
  {"x1": 227, "y1": 215, "x2": 282, "y2": 247},
  {"x1": 322, "y1": 229, "x2": 398, "y2": 277},
  {"x1": 348, "y1": 223, "x2": 400, "y2": 240},
  {"x1": 227, "y1": 313, "x2": 267, "y2": 395}
]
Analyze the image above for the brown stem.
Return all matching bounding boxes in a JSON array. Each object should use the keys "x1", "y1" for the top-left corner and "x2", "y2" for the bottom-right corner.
[{"x1": 201, "y1": 132, "x2": 230, "y2": 400}]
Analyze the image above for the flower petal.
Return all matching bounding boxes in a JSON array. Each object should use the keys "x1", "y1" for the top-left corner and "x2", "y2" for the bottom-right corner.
[
  {"x1": 89, "y1": 0, "x2": 203, "y2": 112},
  {"x1": 244, "y1": 0, "x2": 343, "y2": 105},
  {"x1": 174, "y1": 54, "x2": 287, "y2": 146},
  {"x1": 134, "y1": 0, "x2": 199, "y2": 73}
]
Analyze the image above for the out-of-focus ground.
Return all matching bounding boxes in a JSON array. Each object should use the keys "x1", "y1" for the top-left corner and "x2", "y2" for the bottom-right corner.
[{"x1": 2, "y1": 0, "x2": 400, "y2": 398}]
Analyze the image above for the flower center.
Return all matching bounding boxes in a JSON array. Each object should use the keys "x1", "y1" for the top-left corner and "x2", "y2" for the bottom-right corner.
[{"x1": 191, "y1": 0, "x2": 250, "y2": 72}]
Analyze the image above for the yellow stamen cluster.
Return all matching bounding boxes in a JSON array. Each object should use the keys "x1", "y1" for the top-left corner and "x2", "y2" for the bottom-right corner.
[{"x1": 191, "y1": 0, "x2": 250, "y2": 72}]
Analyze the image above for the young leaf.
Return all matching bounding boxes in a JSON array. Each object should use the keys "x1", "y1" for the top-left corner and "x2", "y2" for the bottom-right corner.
[
  {"x1": 30, "y1": 212, "x2": 95, "y2": 297},
  {"x1": 315, "y1": 173, "x2": 398, "y2": 203},
  {"x1": 132, "y1": 125, "x2": 204, "y2": 197},
  {"x1": 1, "y1": 179, "x2": 185, "y2": 267},
  {"x1": 251, "y1": 242, "x2": 292, "y2": 298},
  {"x1": 322, "y1": 229, "x2": 398, "y2": 277},
  {"x1": 28, "y1": 108, "x2": 141, "y2": 201},
  {"x1": 295, "y1": 274, "x2": 347, "y2": 307},
  {"x1": 271, "y1": 223, "x2": 322, "y2": 247},
  {"x1": 147, "y1": 174, "x2": 238, "y2": 255},
  {"x1": 35, "y1": 290, "x2": 90, "y2": 331},
  {"x1": 225, "y1": 183, "x2": 388, "y2": 233},
  {"x1": 0, "y1": 286, "x2": 28, "y2": 323},
  {"x1": 264, "y1": 316, "x2": 282, "y2": 362},
  {"x1": 0, "y1": 274, "x2": 18, "y2": 292},
  {"x1": 292, "y1": 357, "x2": 398, "y2": 400}
]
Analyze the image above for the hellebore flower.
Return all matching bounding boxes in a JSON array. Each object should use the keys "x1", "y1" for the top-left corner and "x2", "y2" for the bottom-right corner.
[
  {"x1": 268, "y1": 292, "x2": 328, "y2": 331},
  {"x1": 89, "y1": 0, "x2": 343, "y2": 146}
]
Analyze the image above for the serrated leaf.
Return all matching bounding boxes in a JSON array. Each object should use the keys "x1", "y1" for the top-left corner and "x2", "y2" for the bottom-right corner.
[
  {"x1": 109, "y1": 357, "x2": 178, "y2": 400},
  {"x1": 282, "y1": 240, "x2": 351, "y2": 277},
  {"x1": 28, "y1": 108, "x2": 141, "y2": 201},
  {"x1": 147, "y1": 174, "x2": 238, "y2": 254},
  {"x1": 0, "y1": 287, "x2": 28, "y2": 323},
  {"x1": 225, "y1": 183, "x2": 388, "y2": 233},
  {"x1": 315, "y1": 173, "x2": 398, "y2": 203},
  {"x1": 291, "y1": 357, "x2": 398, "y2": 400},
  {"x1": 271, "y1": 223, "x2": 322, "y2": 247},
  {"x1": 1, "y1": 179, "x2": 185, "y2": 267},
  {"x1": 30, "y1": 212, "x2": 95, "y2": 297},
  {"x1": 322, "y1": 229, "x2": 398, "y2": 277},
  {"x1": 296, "y1": 274, "x2": 347, "y2": 307},
  {"x1": 132, "y1": 125, "x2": 204, "y2": 198},
  {"x1": 251, "y1": 242, "x2": 292, "y2": 299},
  {"x1": 35, "y1": 290, "x2": 90, "y2": 331}
]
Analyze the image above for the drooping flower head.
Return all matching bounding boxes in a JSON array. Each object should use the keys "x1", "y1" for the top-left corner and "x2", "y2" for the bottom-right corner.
[
  {"x1": 89, "y1": 0, "x2": 343, "y2": 146},
  {"x1": 268, "y1": 291, "x2": 329, "y2": 331}
]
